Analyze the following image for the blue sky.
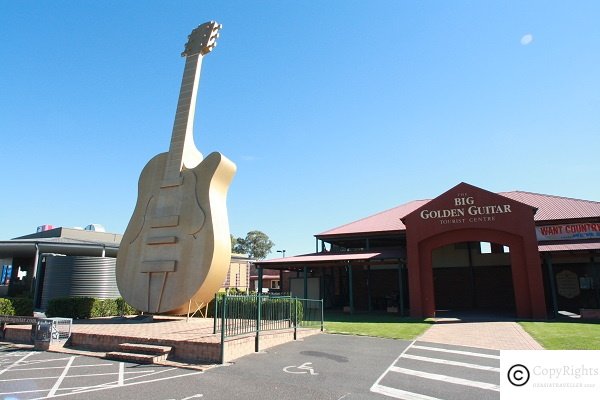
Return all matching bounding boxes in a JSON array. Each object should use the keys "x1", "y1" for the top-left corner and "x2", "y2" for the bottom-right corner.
[{"x1": 1, "y1": 1, "x2": 599, "y2": 257}]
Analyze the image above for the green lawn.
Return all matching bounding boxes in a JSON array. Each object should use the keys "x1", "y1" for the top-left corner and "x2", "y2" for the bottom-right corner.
[
  {"x1": 324, "y1": 312, "x2": 432, "y2": 340},
  {"x1": 519, "y1": 321, "x2": 600, "y2": 349}
]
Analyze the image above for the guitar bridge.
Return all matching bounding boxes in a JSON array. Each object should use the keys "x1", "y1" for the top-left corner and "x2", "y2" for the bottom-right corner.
[
  {"x1": 146, "y1": 236, "x2": 178, "y2": 245},
  {"x1": 141, "y1": 260, "x2": 176, "y2": 273}
]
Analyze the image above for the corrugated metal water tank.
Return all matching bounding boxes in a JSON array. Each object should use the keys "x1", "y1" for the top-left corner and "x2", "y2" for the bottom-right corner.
[{"x1": 41, "y1": 255, "x2": 120, "y2": 309}]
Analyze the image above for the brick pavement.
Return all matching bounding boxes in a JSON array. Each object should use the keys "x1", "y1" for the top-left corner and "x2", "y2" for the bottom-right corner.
[
  {"x1": 3, "y1": 315, "x2": 320, "y2": 364},
  {"x1": 70, "y1": 315, "x2": 220, "y2": 343},
  {"x1": 418, "y1": 319, "x2": 543, "y2": 350}
]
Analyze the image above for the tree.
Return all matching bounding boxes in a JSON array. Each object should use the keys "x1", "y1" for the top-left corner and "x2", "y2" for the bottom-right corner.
[{"x1": 232, "y1": 230, "x2": 275, "y2": 260}]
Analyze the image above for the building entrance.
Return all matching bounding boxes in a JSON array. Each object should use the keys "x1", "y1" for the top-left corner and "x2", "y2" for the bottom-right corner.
[
  {"x1": 402, "y1": 182, "x2": 547, "y2": 319},
  {"x1": 432, "y1": 241, "x2": 515, "y2": 313}
]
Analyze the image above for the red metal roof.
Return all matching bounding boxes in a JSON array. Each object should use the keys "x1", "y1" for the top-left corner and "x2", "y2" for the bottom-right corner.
[
  {"x1": 317, "y1": 191, "x2": 600, "y2": 238},
  {"x1": 317, "y1": 200, "x2": 428, "y2": 237},
  {"x1": 499, "y1": 191, "x2": 600, "y2": 221}
]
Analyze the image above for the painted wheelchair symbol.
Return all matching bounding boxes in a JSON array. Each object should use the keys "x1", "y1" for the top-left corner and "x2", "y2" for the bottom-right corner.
[{"x1": 283, "y1": 362, "x2": 318, "y2": 375}]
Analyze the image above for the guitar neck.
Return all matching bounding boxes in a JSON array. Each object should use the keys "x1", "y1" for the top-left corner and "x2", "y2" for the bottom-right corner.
[{"x1": 163, "y1": 53, "x2": 204, "y2": 186}]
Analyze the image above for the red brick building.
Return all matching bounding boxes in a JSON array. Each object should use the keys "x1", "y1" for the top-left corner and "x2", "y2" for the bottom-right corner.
[{"x1": 255, "y1": 182, "x2": 600, "y2": 319}]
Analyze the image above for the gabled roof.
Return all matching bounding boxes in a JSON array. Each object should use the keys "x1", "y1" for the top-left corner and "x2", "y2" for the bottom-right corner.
[{"x1": 317, "y1": 190, "x2": 600, "y2": 238}]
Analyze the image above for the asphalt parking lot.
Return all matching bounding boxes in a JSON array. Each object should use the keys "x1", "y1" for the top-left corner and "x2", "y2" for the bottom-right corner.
[{"x1": 1, "y1": 335, "x2": 499, "y2": 400}]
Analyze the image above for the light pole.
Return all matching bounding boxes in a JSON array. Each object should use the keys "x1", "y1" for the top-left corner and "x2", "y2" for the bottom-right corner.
[{"x1": 276, "y1": 250, "x2": 286, "y2": 292}]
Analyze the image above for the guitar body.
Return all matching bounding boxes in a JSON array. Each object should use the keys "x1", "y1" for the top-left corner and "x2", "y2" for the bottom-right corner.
[{"x1": 116, "y1": 151, "x2": 236, "y2": 314}]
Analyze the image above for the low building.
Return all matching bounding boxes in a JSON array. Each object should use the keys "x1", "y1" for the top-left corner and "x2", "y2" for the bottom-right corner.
[
  {"x1": 254, "y1": 182, "x2": 600, "y2": 319},
  {"x1": 1, "y1": 227, "x2": 253, "y2": 311},
  {"x1": 222, "y1": 253, "x2": 252, "y2": 293},
  {"x1": 0, "y1": 227, "x2": 121, "y2": 304}
]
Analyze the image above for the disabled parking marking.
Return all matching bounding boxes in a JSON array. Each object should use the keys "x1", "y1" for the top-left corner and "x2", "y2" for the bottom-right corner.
[{"x1": 283, "y1": 362, "x2": 318, "y2": 375}]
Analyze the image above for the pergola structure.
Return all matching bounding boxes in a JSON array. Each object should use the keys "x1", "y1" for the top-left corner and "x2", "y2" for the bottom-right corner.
[{"x1": 256, "y1": 250, "x2": 405, "y2": 314}]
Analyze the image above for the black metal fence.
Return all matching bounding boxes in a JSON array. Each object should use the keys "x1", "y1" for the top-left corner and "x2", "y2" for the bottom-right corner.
[{"x1": 213, "y1": 294, "x2": 323, "y2": 362}]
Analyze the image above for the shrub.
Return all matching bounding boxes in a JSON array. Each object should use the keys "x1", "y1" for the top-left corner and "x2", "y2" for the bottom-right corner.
[
  {"x1": 208, "y1": 295, "x2": 304, "y2": 324},
  {"x1": 0, "y1": 297, "x2": 33, "y2": 316},
  {"x1": 115, "y1": 297, "x2": 138, "y2": 316},
  {"x1": 10, "y1": 297, "x2": 34, "y2": 316},
  {"x1": 0, "y1": 298, "x2": 16, "y2": 315},
  {"x1": 46, "y1": 297, "x2": 138, "y2": 319},
  {"x1": 91, "y1": 298, "x2": 118, "y2": 317}
]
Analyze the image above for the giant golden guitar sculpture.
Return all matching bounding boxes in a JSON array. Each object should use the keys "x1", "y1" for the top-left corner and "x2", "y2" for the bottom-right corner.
[{"x1": 116, "y1": 22, "x2": 236, "y2": 314}]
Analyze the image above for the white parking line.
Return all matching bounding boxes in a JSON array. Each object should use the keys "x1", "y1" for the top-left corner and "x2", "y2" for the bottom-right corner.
[
  {"x1": 0, "y1": 351, "x2": 34, "y2": 375},
  {"x1": 8, "y1": 356, "x2": 77, "y2": 366},
  {"x1": 402, "y1": 354, "x2": 499, "y2": 372},
  {"x1": 46, "y1": 369, "x2": 204, "y2": 398},
  {"x1": 411, "y1": 345, "x2": 499, "y2": 359},
  {"x1": 0, "y1": 368, "x2": 154, "y2": 383},
  {"x1": 371, "y1": 383, "x2": 442, "y2": 400},
  {"x1": 118, "y1": 361, "x2": 124, "y2": 386},
  {"x1": 9, "y1": 363, "x2": 114, "y2": 371},
  {"x1": 370, "y1": 340, "x2": 417, "y2": 398},
  {"x1": 370, "y1": 341, "x2": 500, "y2": 399},
  {"x1": 390, "y1": 366, "x2": 500, "y2": 391},
  {"x1": 48, "y1": 356, "x2": 75, "y2": 397}
]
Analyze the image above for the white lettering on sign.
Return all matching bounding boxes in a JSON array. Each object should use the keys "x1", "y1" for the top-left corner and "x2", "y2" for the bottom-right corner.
[{"x1": 419, "y1": 195, "x2": 512, "y2": 225}]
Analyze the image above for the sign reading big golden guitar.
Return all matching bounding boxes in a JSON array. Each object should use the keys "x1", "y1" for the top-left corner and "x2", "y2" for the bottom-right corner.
[{"x1": 116, "y1": 22, "x2": 236, "y2": 314}]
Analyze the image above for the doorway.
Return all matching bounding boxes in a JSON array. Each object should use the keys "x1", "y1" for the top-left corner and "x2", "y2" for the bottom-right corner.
[{"x1": 432, "y1": 241, "x2": 516, "y2": 315}]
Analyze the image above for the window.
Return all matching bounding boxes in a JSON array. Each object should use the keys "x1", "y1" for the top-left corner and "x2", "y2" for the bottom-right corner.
[
  {"x1": 270, "y1": 280, "x2": 280, "y2": 289},
  {"x1": 1, "y1": 265, "x2": 12, "y2": 285}
]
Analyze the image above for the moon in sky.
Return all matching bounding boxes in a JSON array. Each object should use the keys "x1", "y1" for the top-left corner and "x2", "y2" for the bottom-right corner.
[{"x1": 520, "y1": 33, "x2": 534, "y2": 45}]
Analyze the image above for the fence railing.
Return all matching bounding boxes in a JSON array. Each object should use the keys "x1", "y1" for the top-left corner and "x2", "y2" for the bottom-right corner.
[{"x1": 213, "y1": 294, "x2": 324, "y2": 362}]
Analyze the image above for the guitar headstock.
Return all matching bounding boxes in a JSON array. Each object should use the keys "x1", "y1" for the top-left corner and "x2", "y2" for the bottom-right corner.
[{"x1": 181, "y1": 21, "x2": 222, "y2": 57}]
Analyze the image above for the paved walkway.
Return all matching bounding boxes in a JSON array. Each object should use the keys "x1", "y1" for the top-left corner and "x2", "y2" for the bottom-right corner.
[
  {"x1": 70, "y1": 315, "x2": 219, "y2": 343},
  {"x1": 418, "y1": 319, "x2": 543, "y2": 350}
]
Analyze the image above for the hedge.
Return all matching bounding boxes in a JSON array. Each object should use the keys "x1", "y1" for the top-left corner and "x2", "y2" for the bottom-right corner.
[
  {"x1": 45, "y1": 297, "x2": 138, "y2": 319},
  {"x1": 0, "y1": 297, "x2": 33, "y2": 316},
  {"x1": 208, "y1": 295, "x2": 304, "y2": 323},
  {"x1": 0, "y1": 298, "x2": 15, "y2": 315}
]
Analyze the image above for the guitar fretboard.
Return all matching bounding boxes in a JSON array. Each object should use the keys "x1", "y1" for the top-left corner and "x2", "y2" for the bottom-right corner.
[{"x1": 163, "y1": 53, "x2": 203, "y2": 185}]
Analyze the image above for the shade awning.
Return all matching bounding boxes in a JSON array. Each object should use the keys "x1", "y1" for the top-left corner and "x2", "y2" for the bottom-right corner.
[
  {"x1": 254, "y1": 250, "x2": 405, "y2": 269},
  {"x1": 538, "y1": 242, "x2": 600, "y2": 253}
]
